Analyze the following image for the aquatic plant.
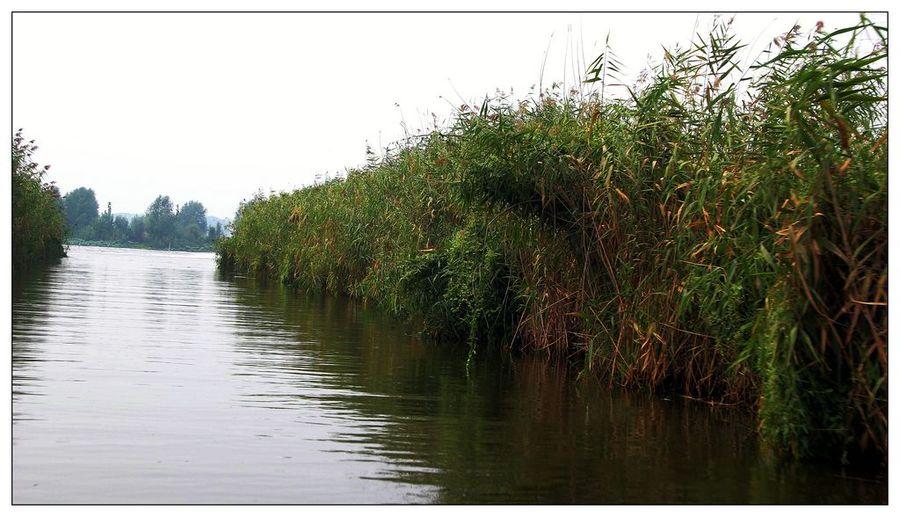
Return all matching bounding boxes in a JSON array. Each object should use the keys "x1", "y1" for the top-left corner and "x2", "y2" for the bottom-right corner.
[
  {"x1": 218, "y1": 17, "x2": 886, "y2": 464},
  {"x1": 12, "y1": 130, "x2": 66, "y2": 270}
]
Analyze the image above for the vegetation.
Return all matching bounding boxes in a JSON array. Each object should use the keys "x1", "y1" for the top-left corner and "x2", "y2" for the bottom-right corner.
[
  {"x1": 12, "y1": 130, "x2": 66, "y2": 270},
  {"x1": 217, "y1": 19, "x2": 886, "y2": 464},
  {"x1": 63, "y1": 189, "x2": 225, "y2": 251},
  {"x1": 62, "y1": 186, "x2": 99, "y2": 234}
]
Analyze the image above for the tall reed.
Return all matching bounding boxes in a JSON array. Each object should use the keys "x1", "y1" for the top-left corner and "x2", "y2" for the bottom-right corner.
[
  {"x1": 218, "y1": 18, "x2": 887, "y2": 464},
  {"x1": 12, "y1": 130, "x2": 66, "y2": 270}
]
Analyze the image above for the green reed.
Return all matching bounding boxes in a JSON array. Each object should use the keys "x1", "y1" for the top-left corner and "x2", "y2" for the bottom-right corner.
[
  {"x1": 12, "y1": 130, "x2": 66, "y2": 271},
  {"x1": 218, "y1": 17, "x2": 887, "y2": 464}
]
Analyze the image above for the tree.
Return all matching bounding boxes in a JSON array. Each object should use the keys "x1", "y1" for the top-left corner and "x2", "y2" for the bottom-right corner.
[
  {"x1": 175, "y1": 200, "x2": 207, "y2": 244},
  {"x1": 89, "y1": 202, "x2": 115, "y2": 241},
  {"x1": 45, "y1": 186, "x2": 217, "y2": 250},
  {"x1": 113, "y1": 215, "x2": 130, "y2": 241},
  {"x1": 207, "y1": 221, "x2": 223, "y2": 242},
  {"x1": 128, "y1": 215, "x2": 146, "y2": 243},
  {"x1": 63, "y1": 187, "x2": 99, "y2": 237},
  {"x1": 145, "y1": 195, "x2": 175, "y2": 247}
]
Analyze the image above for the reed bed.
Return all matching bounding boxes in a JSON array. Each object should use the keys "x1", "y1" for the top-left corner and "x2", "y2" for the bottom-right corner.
[
  {"x1": 218, "y1": 19, "x2": 887, "y2": 464},
  {"x1": 12, "y1": 130, "x2": 66, "y2": 270}
]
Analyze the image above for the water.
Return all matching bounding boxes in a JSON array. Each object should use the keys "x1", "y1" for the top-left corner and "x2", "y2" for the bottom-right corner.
[{"x1": 12, "y1": 245, "x2": 886, "y2": 504}]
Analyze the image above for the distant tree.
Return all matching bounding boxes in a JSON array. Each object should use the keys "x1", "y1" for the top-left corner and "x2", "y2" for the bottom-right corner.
[
  {"x1": 129, "y1": 215, "x2": 146, "y2": 243},
  {"x1": 113, "y1": 215, "x2": 130, "y2": 241},
  {"x1": 63, "y1": 187, "x2": 99, "y2": 237},
  {"x1": 90, "y1": 202, "x2": 115, "y2": 241},
  {"x1": 207, "y1": 221, "x2": 223, "y2": 242},
  {"x1": 145, "y1": 195, "x2": 175, "y2": 247},
  {"x1": 53, "y1": 187, "x2": 216, "y2": 250},
  {"x1": 175, "y1": 200, "x2": 207, "y2": 244}
]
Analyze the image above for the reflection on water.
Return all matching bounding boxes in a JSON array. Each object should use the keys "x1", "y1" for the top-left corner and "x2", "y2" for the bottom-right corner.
[{"x1": 12, "y1": 246, "x2": 886, "y2": 503}]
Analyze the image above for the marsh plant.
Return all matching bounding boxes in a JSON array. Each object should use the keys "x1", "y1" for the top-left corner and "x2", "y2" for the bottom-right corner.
[
  {"x1": 218, "y1": 18, "x2": 887, "y2": 464},
  {"x1": 12, "y1": 130, "x2": 66, "y2": 270}
]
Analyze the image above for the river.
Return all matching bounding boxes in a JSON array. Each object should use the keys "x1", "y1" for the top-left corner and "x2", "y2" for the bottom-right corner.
[{"x1": 11, "y1": 245, "x2": 887, "y2": 503}]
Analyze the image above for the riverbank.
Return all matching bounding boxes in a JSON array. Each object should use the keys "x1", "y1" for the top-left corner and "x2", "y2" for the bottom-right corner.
[
  {"x1": 66, "y1": 238, "x2": 215, "y2": 252},
  {"x1": 217, "y1": 21, "x2": 887, "y2": 465}
]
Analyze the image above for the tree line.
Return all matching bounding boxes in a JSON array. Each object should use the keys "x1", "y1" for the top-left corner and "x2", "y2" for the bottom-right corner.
[{"x1": 63, "y1": 187, "x2": 224, "y2": 251}]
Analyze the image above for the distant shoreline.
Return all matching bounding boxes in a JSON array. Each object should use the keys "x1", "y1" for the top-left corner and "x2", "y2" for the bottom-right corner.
[{"x1": 65, "y1": 239, "x2": 215, "y2": 253}]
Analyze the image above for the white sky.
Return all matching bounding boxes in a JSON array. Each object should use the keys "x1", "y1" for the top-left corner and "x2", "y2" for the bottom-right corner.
[{"x1": 12, "y1": 12, "x2": 882, "y2": 218}]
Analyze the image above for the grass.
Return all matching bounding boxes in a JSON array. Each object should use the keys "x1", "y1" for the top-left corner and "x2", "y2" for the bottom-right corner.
[
  {"x1": 218, "y1": 17, "x2": 887, "y2": 464},
  {"x1": 12, "y1": 130, "x2": 66, "y2": 271}
]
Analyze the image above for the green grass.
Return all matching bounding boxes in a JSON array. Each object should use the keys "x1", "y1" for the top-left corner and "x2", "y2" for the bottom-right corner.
[
  {"x1": 218, "y1": 18, "x2": 887, "y2": 464},
  {"x1": 12, "y1": 130, "x2": 66, "y2": 271}
]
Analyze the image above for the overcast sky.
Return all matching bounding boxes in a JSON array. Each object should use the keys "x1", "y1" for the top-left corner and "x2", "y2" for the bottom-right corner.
[{"x1": 12, "y1": 12, "x2": 880, "y2": 218}]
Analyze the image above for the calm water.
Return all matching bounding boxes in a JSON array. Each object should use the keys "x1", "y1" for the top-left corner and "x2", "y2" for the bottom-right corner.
[{"x1": 12, "y1": 246, "x2": 886, "y2": 504}]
